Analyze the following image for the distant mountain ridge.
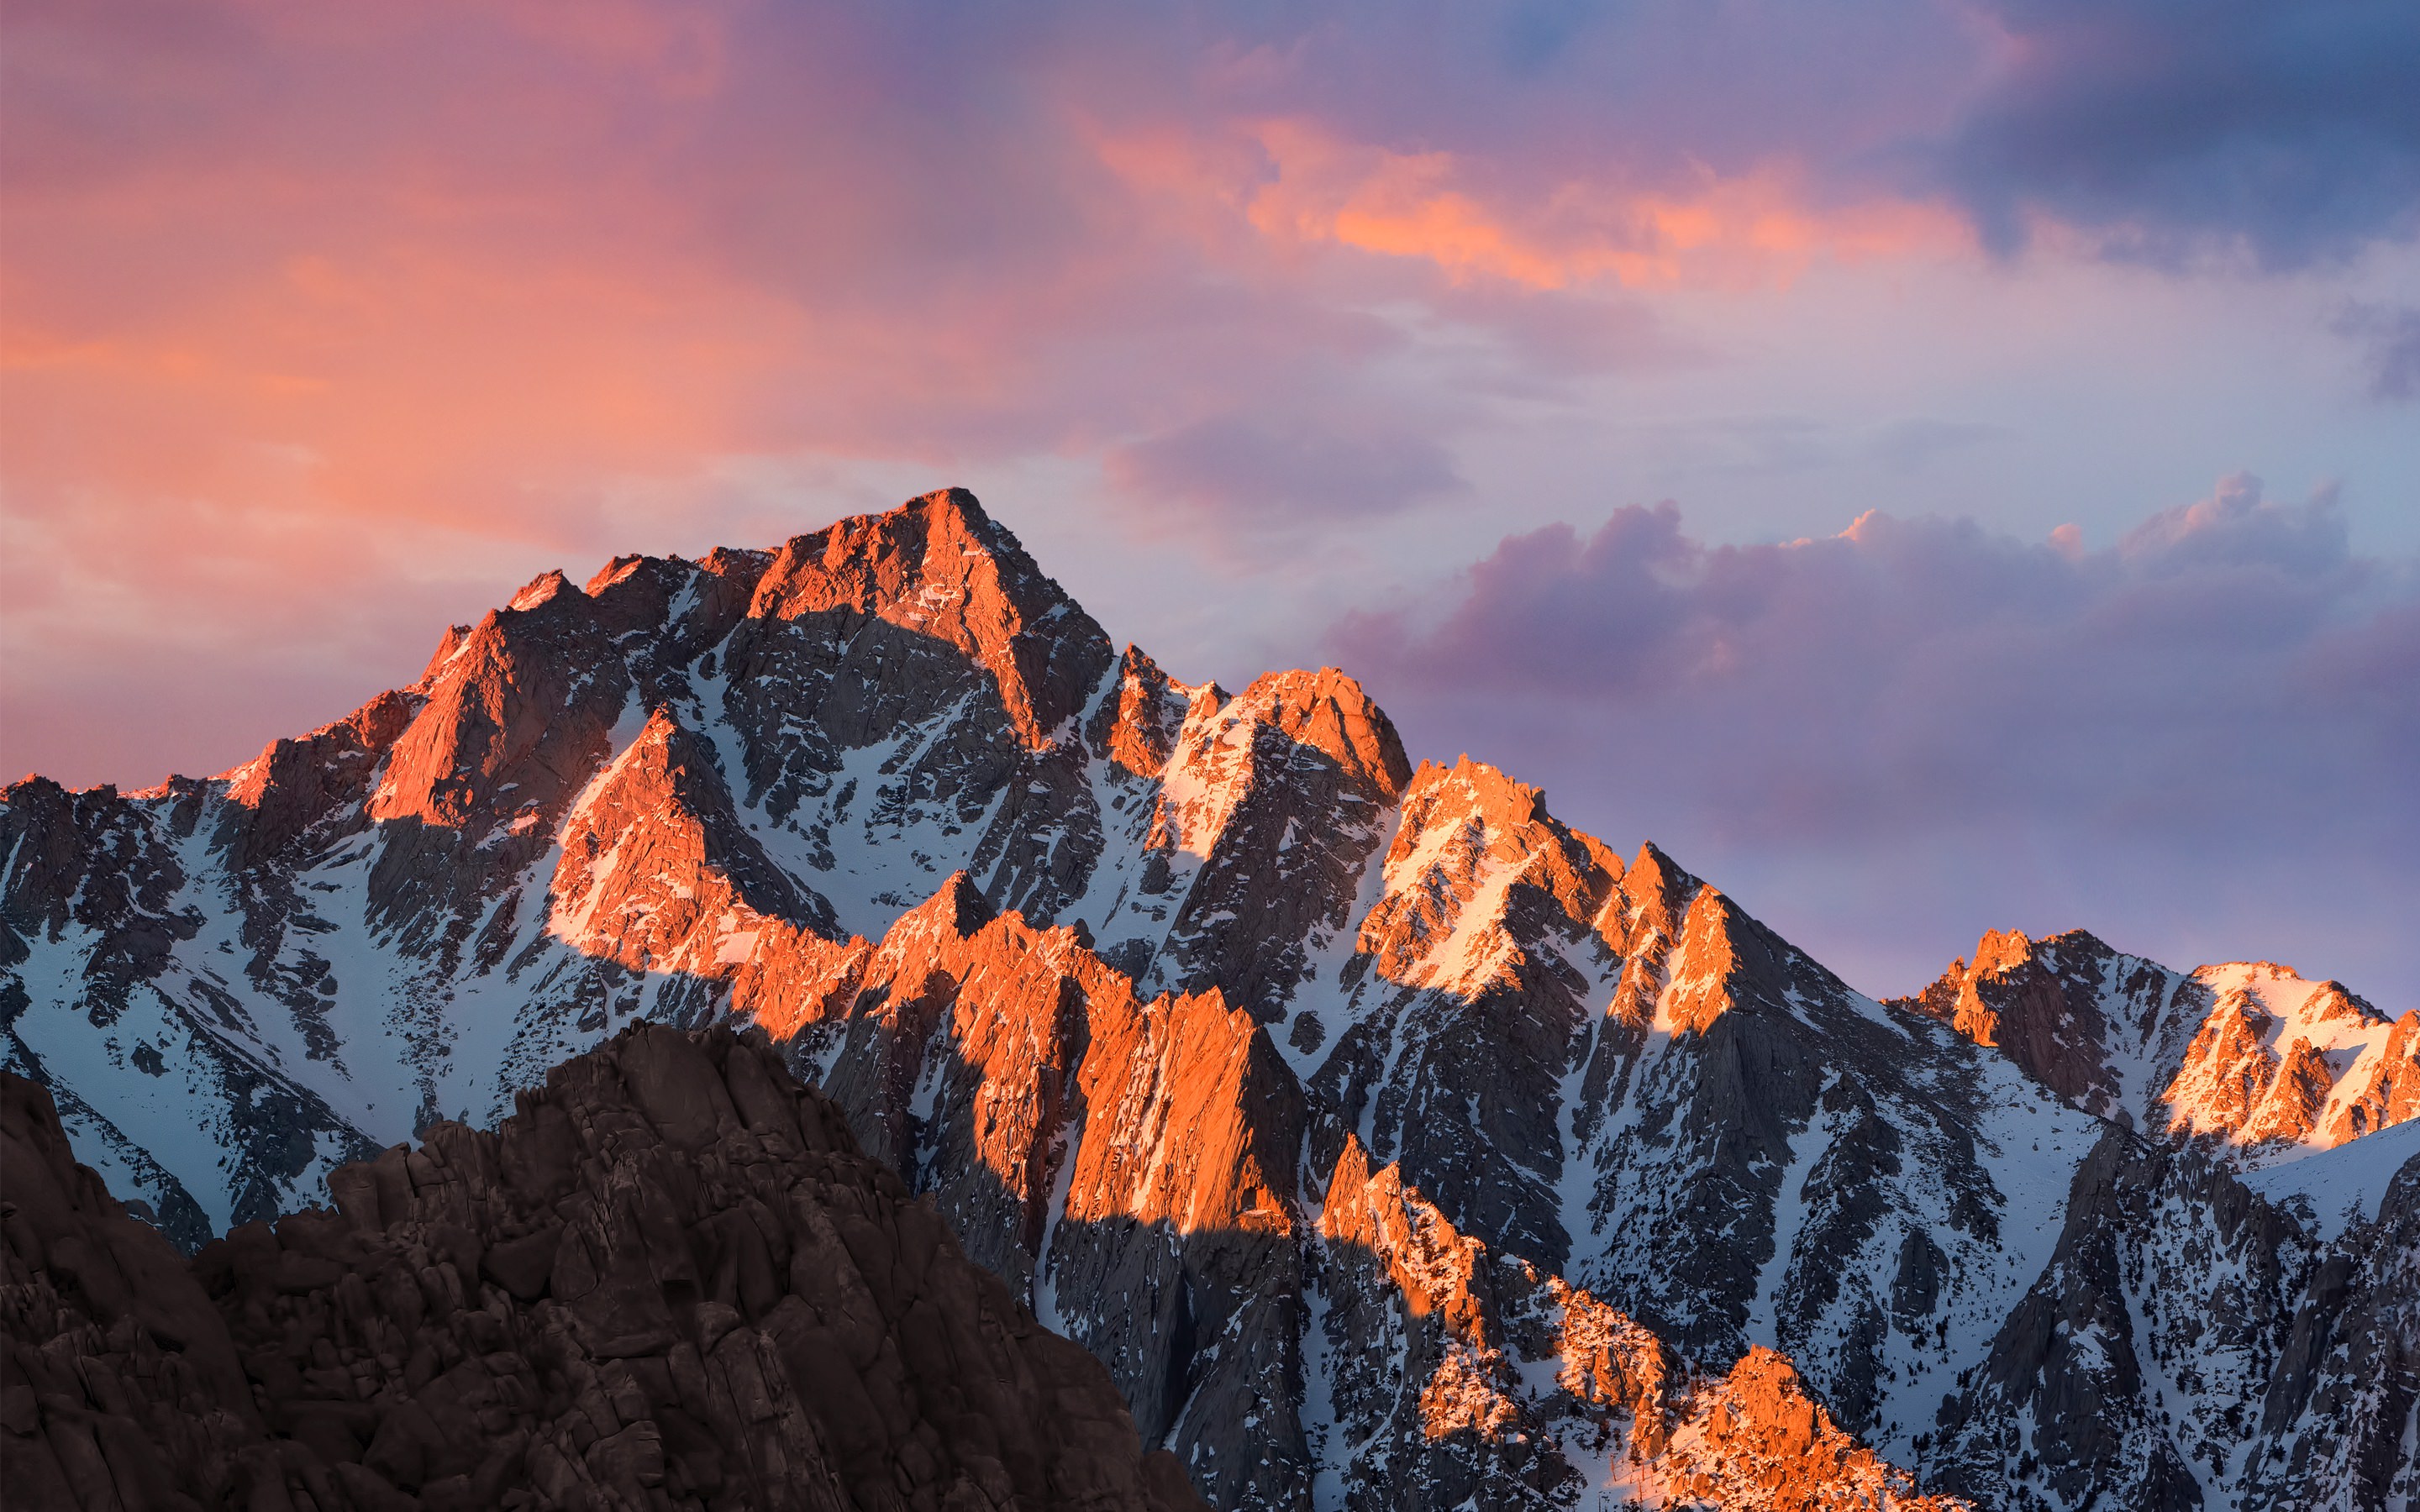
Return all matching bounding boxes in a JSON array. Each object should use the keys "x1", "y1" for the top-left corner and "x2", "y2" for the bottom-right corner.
[
  {"x1": 1890, "y1": 929, "x2": 2415, "y2": 1155},
  {"x1": 5, "y1": 487, "x2": 2415, "y2": 1511}
]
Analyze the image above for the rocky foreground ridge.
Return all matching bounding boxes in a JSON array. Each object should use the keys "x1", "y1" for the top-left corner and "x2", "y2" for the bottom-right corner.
[
  {"x1": 5, "y1": 487, "x2": 2417, "y2": 1510},
  {"x1": 2, "y1": 1025, "x2": 1206, "y2": 1511}
]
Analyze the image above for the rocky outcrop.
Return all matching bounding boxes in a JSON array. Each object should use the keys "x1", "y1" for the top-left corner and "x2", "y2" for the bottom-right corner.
[
  {"x1": 0, "y1": 772, "x2": 374, "y2": 1244},
  {"x1": 1, "y1": 488, "x2": 1131, "y2": 1233},
  {"x1": 214, "y1": 690, "x2": 420, "y2": 872},
  {"x1": 0, "y1": 1056, "x2": 262, "y2": 1508},
  {"x1": 1933, "y1": 1123, "x2": 2420, "y2": 1511},
  {"x1": 2241, "y1": 1151, "x2": 2420, "y2": 1510},
  {"x1": 791, "y1": 871, "x2": 1309, "y2": 1510},
  {"x1": 1048, "y1": 984, "x2": 1306, "y2": 1505},
  {"x1": 1307, "y1": 759, "x2": 1619, "y2": 1270},
  {"x1": 2327, "y1": 1009, "x2": 2420, "y2": 1144},
  {"x1": 1305, "y1": 1137, "x2": 1972, "y2": 1511},
  {"x1": 1889, "y1": 928, "x2": 2170, "y2": 1116},
  {"x1": 2162, "y1": 968, "x2": 2417, "y2": 1156},
  {"x1": 0, "y1": 1027, "x2": 1206, "y2": 1512},
  {"x1": 1933, "y1": 1131, "x2": 2295, "y2": 1508},
  {"x1": 783, "y1": 841, "x2": 2053, "y2": 1508},
  {"x1": 807, "y1": 874, "x2": 1103, "y2": 1292},
  {"x1": 712, "y1": 490, "x2": 1118, "y2": 935},
  {"x1": 1094, "y1": 666, "x2": 1411, "y2": 1019},
  {"x1": 744, "y1": 784, "x2": 2012, "y2": 1509}
]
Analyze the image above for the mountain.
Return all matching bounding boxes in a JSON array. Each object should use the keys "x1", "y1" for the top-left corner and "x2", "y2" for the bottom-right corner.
[
  {"x1": 1891, "y1": 929, "x2": 2417, "y2": 1153},
  {"x1": 1, "y1": 1025, "x2": 1206, "y2": 1510},
  {"x1": 4, "y1": 486, "x2": 2415, "y2": 1510}
]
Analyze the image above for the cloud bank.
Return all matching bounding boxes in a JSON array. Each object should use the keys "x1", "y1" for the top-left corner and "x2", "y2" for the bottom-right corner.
[{"x1": 1332, "y1": 477, "x2": 2420, "y2": 1000}]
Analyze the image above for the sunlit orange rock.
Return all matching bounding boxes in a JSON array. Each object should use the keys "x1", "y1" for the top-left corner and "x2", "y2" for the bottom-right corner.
[
  {"x1": 1313, "y1": 1138, "x2": 1969, "y2": 1509},
  {"x1": 742, "y1": 486, "x2": 1102, "y2": 750},
  {"x1": 1086, "y1": 643, "x2": 1190, "y2": 780},
  {"x1": 8, "y1": 484, "x2": 2403, "y2": 1512},
  {"x1": 1354, "y1": 757, "x2": 1619, "y2": 996},
  {"x1": 2326, "y1": 1009, "x2": 2420, "y2": 1142},
  {"x1": 1664, "y1": 1347, "x2": 1969, "y2": 1512},
  {"x1": 1899, "y1": 934, "x2": 2417, "y2": 1158}
]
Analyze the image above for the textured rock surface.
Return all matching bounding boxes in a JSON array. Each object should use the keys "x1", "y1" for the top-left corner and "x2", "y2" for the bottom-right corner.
[
  {"x1": 0, "y1": 1027, "x2": 1205, "y2": 1511},
  {"x1": 1934, "y1": 1125, "x2": 2420, "y2": 1512},
  {"x1": 1304, "y1": 1136, "x2": 1971, "y2": 1511},
  {"x1": 2239, "y1": 1148, "x2": 2420, "y2": 1510},
  {"x1": 1894, "y1": 931, "x2": 2419, "y2": 1159},
  {"x1": 8, "y1": 486, "x2": 2417, "y2": 1512}
]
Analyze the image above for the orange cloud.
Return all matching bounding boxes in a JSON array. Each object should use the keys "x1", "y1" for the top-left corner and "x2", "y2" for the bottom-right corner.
[
  {"x1": 1241, "y1": 120, "x2": 1968, "y2": 290},
  {"x1": 1092, "y1": 114, "x2": 1967, "y2": 291}
]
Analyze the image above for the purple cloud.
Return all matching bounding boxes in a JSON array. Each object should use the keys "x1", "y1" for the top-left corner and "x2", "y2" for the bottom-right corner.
[
  {"x1": 1329, "y1": 477, "x2": 2420, "y2": 1000},
  {"x1": 1944, "y1": 0, "x2": 2420, "y2": 265}
]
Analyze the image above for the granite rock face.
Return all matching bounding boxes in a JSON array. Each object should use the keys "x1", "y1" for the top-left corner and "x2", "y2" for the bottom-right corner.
[
  {"x1": 805, "y1": 794, "x2": 2096, "y2": 1508},
  {"x1": 1305, "y1": 1134, "x2": 1970, "y2": 1512},
  {"x1": 2240, "y1": 1147, "x2": 2420, "y2": 1509},
  {"x1": 1933, "y1": 1123, "x2": 2420, "y2": 1512},
  {"x1": 1893, "y1": 930, "x2": 2419, "y2": 1158},
  {"x1": 0, "y1": 1026, "x2": 1205, "y2": 1512},
  {"x1": 8, "y1": 486, "x2": 2417, "y2": 1512}
]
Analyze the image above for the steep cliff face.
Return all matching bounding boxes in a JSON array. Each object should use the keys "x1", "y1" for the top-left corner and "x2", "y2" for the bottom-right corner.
[
  {"x1": 2240, "y1": 1125, "x2": 2420, "y2": 1510},
  {"x1": 6, "y1": 486, "x2": 2414, "y2": 1512},
  {"x1": 780, "y1": 872, "x2": 1311, "y2": 1509},
  {"x1": 1932, "y1": 1120, "x2": 2420, "y2": 1512},
  {"x1": 3, "y1": 489, "x2": 1127, "y2": 1234},
  {"x1": 740, "y1": 754, "x2": 2080, "y2": 1508},
  {"x1": 0, "y1": 1028, "x2": 1206, "y2": 1512},
  {"x1": 1306, "y1": 757, "x2": 1621, "y2": 1273},
  {"x1": 1303, "y1": 1135, "x2": 1971, "y2": 1511},
  {"x1": 1933, "y1": 1131, "x2": 2303, "y2": 1509},
  {"x1": 0, "y1": 765, "x2": 381, "y2": 1247}
]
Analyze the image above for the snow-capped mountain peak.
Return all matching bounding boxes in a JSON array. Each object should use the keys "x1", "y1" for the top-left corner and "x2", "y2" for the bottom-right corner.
[{"x1": 6, "y1": 488, "x2": 2413, "y2": 1512}]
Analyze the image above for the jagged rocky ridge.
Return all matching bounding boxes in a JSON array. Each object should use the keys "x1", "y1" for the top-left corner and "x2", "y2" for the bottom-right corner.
[
  {"x1": 1, "y1": 1024, "x2": 1207, "y2": 1511},
  {"x1": 1890, "y1": 929, "x2": 2416, "y2": 1152},
  {"x1": 4, "y1": 487, "x2": 2416, "y2": 1510}
]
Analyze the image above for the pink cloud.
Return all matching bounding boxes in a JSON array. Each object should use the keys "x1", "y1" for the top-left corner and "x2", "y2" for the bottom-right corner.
[{"x1": 1231, "y1": 120, "x2": 1970, "y2": 291}]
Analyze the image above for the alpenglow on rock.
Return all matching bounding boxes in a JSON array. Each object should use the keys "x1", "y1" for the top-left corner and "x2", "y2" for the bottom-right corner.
[{"x1": 5, "y1": 487, "x2": 2415, "y2": 1511}]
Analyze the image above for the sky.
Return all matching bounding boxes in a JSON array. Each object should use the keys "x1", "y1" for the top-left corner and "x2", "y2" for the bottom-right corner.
[{"x1": 3, "y1": 0, "x2": 2415, "y2": 1002}]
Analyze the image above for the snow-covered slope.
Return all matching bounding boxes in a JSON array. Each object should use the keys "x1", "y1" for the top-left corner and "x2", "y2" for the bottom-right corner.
[
  {"x1": 2244, "y1": 1112, "x2": 2420, "y2": 1241},
  {"x1": 5, "y1": 486, "x2": 2412, "y2": 1512}
]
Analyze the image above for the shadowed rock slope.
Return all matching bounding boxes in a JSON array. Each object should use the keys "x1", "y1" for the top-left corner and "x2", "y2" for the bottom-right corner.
[{"x1": 0, "y1": 1026, "x2": 1205, "y2": 1512}]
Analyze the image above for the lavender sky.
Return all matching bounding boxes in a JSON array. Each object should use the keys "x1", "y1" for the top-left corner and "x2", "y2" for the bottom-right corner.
[{"x1": 4, "y1": 0, "x2": 2415, "y2": 1001}]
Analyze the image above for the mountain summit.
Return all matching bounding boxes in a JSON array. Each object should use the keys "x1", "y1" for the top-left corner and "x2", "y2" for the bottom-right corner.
[{"x1": 5, "y1": 489, "x2": 2415, "y2": 1511}]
